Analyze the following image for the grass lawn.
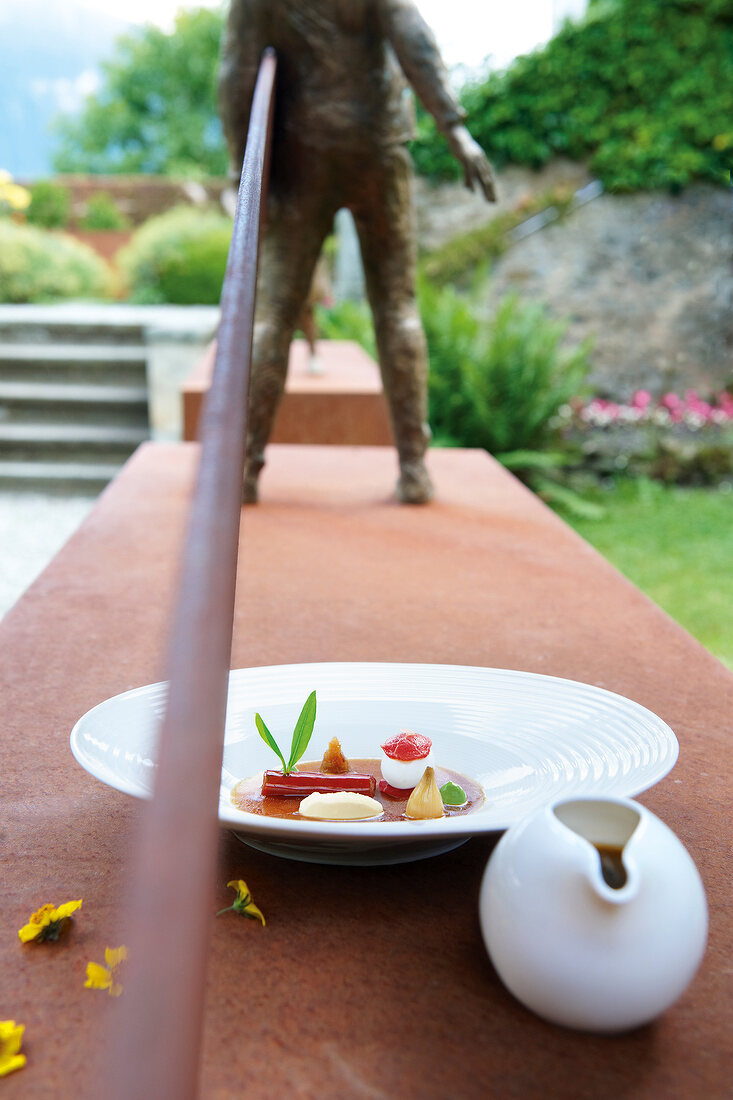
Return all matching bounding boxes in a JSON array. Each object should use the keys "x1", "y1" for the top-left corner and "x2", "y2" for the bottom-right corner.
[{"x1": 560, "y1": 478, "x2": 733, "y2": 671}]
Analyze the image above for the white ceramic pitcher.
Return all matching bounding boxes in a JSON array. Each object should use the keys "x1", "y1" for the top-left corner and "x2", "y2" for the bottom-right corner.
[{"x1": 479, "y1": 796, "x2": 708, "y2": 1032}]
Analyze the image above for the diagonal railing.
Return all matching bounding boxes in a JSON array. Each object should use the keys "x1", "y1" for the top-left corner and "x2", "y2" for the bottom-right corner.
[{"x1": 106, "y1": 49, "x2": 277, "y2": 1100}]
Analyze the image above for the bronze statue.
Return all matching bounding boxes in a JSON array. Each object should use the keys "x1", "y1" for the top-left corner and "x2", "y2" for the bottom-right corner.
[{"x1": 219, "y1": 0, "x2": 496, "y2": 503}]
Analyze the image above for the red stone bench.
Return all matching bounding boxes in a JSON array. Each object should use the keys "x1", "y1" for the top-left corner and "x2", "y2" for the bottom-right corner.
[
  {"x1": 2, "y1": 442, "x2": 731, "y2": 1097},
  {"x1": 182, "y1": 338, "x2": 394, "y2": 445}
]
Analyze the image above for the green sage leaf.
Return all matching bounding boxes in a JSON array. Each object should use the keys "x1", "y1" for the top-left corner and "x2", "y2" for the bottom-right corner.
[
  {"x1": 286, "y1": 690, "x2": 317, "y2": 772},
  {"x1": 255, "y1": 712, "x2": 287, "y2": 773}
]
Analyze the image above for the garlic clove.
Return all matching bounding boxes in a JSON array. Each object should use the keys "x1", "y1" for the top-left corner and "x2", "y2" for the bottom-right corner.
[{"x1": 405, "y1": 766, "x2": 444, "y2": 820}]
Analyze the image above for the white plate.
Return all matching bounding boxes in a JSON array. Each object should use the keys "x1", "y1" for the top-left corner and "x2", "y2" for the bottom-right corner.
[{"x1": 69, "y1": 662, "x2": 678, "y2": 865}]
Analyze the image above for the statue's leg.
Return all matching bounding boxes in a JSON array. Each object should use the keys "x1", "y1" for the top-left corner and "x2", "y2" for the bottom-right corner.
[
  {"x1": 245, "y1": 191, "x2": 333, "y2": 502},
  {"x1": 350, "y1": 146, "x2": 434, "y2": 504}
]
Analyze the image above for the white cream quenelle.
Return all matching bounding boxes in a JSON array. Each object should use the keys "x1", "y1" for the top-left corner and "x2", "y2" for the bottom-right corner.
[{"x1": 298, "y1": 791, "x2": 383, "y2": 820}]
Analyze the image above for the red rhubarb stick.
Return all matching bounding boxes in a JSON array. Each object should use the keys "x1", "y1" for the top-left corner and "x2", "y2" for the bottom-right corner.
[{"x1": 261, "y1": 770, "x2": 376, "y2": 798}]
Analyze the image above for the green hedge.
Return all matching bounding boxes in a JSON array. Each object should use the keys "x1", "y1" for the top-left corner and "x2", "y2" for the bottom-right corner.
[
  {"x1": 80, "y1": 192, "x2": 130, "y2": 231},
  {"x1": 0, "y1": 221, "x2": 113, "y2": 303},
  {"x1": 25, "y1": 180, "x2": 71, "y2": 228},
  {"x1": 411, "y1": 0, "x2": 733, "y2": 192},
  {"x1": 119, "y1": 205, "x2": 232, "y2": 304}
]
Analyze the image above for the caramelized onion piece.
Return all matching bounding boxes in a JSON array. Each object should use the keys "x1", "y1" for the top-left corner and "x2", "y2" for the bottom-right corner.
[{"x1": 320, "y1": 736, "x2": 350, "y2": 774}]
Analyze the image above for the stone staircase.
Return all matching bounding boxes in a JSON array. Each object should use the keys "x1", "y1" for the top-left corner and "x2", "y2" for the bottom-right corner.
[{"x1": 0, "y1": 309, "x2": 150, "y2": 492}]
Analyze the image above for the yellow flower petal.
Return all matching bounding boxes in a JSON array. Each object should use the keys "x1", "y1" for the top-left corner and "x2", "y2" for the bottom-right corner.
[
  {"x1": 84, "y1": 962, "x2": 112, "y2": 991},
  {"x1": 104, "y1": 945, "x2": 127, "y2": 970},
  {"x1": 224, "y1": 879, "x2": 266, "y2": 925},
  {"x1": 0, "y1": 1053, "x2": 26, "y2": 1078},
  {"x1": 30, "y1": 904, "x2": 55, "y2": 925},
  {"x1": 227, "y1": 879, "x2": 250, "y2": 900},
  {"x1": 0, "y1": 170, "x2": 11, "y2": 186},
  {"x1": 18, "y1": 899, "x2": 82, "y2": 942},
  {"x1": 86, "y1": 946, "x2": 127, "y2": 994},
  {"x1": 0, "y1": 1021, "x2": 23, "y2": 1054},
  {"x1": 54, "y1": 899, "x2": 82, "y2": 921},
  {"x1": 18, "y1": 922, "x2": 43, "y2": 943},
  {"x1": 0, "y1": 1021, "x2": 26, "y2": 1078},
  {"x1": 243, "y1": 902, "x2": 266, "y2": 927},
  {"x1": 18, "y1": 903, "x2": 54, "y2": 941}
]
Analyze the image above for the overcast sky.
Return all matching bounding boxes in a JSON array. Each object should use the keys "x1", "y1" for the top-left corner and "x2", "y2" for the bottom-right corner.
[{"x1": 76, "y1": 0, "x2": 582, "y2": 70}]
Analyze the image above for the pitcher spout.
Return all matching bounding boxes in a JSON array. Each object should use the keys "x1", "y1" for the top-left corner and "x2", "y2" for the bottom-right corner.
[{"x1": 552, "y1": 797, "x2": 643, "y2": 905}]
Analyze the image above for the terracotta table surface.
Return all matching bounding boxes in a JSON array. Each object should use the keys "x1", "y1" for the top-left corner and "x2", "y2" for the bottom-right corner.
[{"x1": 2, "y1": 443, "x2": 731, "y2": 1099}]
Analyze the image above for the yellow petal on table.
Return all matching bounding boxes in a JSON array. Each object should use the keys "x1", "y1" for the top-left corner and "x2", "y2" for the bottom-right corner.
[
  {"x1": 54, "y1": 899, "x2": 82, "y2": 921},
  {"x1": 224, "y1": 880, "x2": 266, "y2": 925},
  {"x1": 84, "y1": 962, "x2": 112, "y2": 991},
  {"x1": 18, "y1": 899, "x2": 82, "y2": 942},
  {"x1": 18, "y1": 904, "x2": 55, "y2": 942},
  {"x1": 0, "y1": 1021, "x2": 27, "y2": 1078},
  {"x1": 242, "y1": 901, "x2": 266, "y2": 927},
  {"x1": 227, "y1": 879, "x2": 250, "y2": 899},
  {"x1": 104, "y1": 945, "x2": 128, "y2": 970},
  {"x1": 18, "y1": 922, "x2": 43, "y2": 943}
]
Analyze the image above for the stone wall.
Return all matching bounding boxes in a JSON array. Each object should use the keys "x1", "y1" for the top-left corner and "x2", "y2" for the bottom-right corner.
[
  {"x1": 415, "y1": 166, "x2": 732, "y2": 400},
  {"x1": 488, "y1": 183, "x2": 731, "y2": 399},
  {"x1": 413, "y1": 158, "x2": 592, "y2": 251}
]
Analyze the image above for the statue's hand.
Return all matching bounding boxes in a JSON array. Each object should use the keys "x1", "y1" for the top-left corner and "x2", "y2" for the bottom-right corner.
[{"x1": 448, "y1": 126, "x2": 497, "y2": 203}]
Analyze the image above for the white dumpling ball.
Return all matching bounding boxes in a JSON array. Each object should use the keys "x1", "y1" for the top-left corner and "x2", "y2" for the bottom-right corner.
[{"x1": 380, "y1": 729, "x2": 434, "y2": 790}]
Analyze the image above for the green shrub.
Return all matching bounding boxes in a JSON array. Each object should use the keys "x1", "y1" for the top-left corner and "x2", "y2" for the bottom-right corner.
[
  {"x1": 411, "y1": 0, "x2": 733, "y2": 193},
  {"x1": 0, "y1": 221, "x2": 113, "y2": 303},
  {"x1": 118, "y1": 205, "x2": 232, "y2": 303},
  {"x1": 80, "y1": 192, "x2": 130, "y2": 231},
  {"x1": 421, "y1": 283, "x2": 591, "y2": 454},
  {"x1": 315, "y1": 285, "x2": 590, "y2": 457},
  {"x1": 314, "y1": 300, "x2": 377, "y2": 359},
  {"x1": 26, "y1": 180, "x2": 71, "y2": 228}
]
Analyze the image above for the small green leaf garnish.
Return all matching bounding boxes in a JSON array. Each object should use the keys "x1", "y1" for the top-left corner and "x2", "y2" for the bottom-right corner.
[
  {"x1": 440, "y1": 781, "x2": 467, "y2": 807},
  {"x1": 286, "y1": 690, "x2": 317, "y2": 773},
  {"x1": 255, "y1": 713, "x2": 288, "y2": 773},
  {"x1": 255, "y1": 691, "x2": 318, "y2": 775}
]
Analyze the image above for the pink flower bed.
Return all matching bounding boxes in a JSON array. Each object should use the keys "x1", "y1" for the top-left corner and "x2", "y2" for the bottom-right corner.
[{"x1": 575, "y1": 390, "x2": 733, "y2": 431}]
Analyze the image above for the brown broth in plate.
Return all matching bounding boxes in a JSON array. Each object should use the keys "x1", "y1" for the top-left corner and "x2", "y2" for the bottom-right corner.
[{"x1": 232, "y1": 758, "x2": 484, "y2": 821}]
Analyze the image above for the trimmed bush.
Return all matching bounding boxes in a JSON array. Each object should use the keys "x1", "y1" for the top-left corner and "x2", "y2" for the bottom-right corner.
[
  {"x1": 26, "y1": 180, "x2": 71, "y2": 228},
  {"x1": 80, "y1": 192, "x2": 130, "y2": 231},
  {"x1": 118, "y1": 205, "x2": 232, "y2": 304},
  {"x1": 0, "y1": 221, "x2": 113, "y2": 303}
]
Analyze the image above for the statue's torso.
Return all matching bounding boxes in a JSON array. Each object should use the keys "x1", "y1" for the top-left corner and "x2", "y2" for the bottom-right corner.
[{"x1": 259, "y1": 0, "x2": 413, "y2": 149}]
